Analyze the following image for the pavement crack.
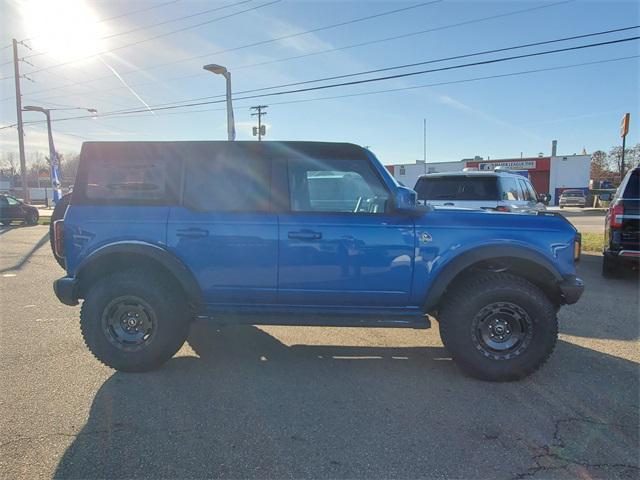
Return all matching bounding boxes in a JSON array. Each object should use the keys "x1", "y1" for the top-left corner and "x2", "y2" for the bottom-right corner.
[{"x1": 511, "y1": 416, "x2": 639, "y2": 480}]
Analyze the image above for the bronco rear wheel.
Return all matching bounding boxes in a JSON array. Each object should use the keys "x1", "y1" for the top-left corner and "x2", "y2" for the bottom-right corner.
[
  {"x1": 80, "y1": 269, "x2": 190, "y2": 372},
  {"x1": 438, "y1": 272, "x2": 557, "y2": 381}
]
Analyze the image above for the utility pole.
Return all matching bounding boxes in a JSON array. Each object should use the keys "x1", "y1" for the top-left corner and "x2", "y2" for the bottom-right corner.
[
  {"x1": 423, "y1": 118, "x2": 427, "y2": 163},
  {"x1": 251, "y1": 105, "x2": 268, "y2": 141},
  {"x1": 12, "y1": 39, "x2": 29, "y2": 202}
]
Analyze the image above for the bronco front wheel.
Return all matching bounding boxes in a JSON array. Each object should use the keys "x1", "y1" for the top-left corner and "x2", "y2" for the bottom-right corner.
[
  {"x1": 438, "y1": 272, "x2": 557, "y2": 381},
  {"x1": 80, "y1": 269, "x2": 190, "y2": 372}
]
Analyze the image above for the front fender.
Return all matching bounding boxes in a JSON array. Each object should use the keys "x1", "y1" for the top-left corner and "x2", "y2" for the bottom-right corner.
[{"x1": 418, "y1": 242, "x2": 564, "y2": 311}]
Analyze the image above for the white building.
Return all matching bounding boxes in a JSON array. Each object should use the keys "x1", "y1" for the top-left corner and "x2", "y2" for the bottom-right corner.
[
  {"x1": 386, "y1": 160, "x2": 465, "y2": 188},
  {"x1": 386, "y1": 145, "x2": 591, "y2": 205}
]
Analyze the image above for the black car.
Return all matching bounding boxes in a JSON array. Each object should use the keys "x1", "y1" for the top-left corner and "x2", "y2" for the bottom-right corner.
[
  {"x1": 0, "y1": 193, "x2": 39, "y2": 226},
  {"x1": 603, "y1": 167, "x2": 639, "y2": 277}
]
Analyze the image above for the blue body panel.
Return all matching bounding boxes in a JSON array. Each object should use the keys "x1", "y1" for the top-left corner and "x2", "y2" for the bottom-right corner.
[
  {"x1": 63, "y1": 205, "x2": 170, "y2": 275},
  {"x1": 278, "y1": 213, "x2": 415, "y2": 306},
  {"x1": 410, "y1": 209, "x2": 576, "y2": 305},
  {"x1": 166, "y1": 208, "x2": 278, "y2": 305},
  {"x1": 60, "y1": 142, "x2": 579, "y2": 319}
]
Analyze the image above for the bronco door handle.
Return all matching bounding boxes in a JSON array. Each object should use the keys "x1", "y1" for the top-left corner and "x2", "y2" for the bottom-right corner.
[
  {"x1": 288, "y1": 230, "x2": 322, "y2": 240},
  {"x1": 176, "y1": 227, "x2": 209, "y2": 239}
]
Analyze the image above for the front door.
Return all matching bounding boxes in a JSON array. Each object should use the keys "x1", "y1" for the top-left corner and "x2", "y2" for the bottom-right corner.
[
  {"x1": 167, "y1": 146, "x2": 277, "y2": 306},
  {"x1": 278, "y1": 155, "x2": 415, "y2": 307}
]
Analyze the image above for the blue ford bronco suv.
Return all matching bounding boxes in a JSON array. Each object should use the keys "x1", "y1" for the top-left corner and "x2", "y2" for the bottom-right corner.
[{"x1": 53, "y1": 141, "x2": 584, "y2": 380}]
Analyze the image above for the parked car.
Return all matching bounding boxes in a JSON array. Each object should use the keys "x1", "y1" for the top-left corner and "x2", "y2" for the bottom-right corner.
[
  {"x1": 559, "y1": 189, "x2": 587, "y2": 208},
  {"x1": 602, "y1": 167, "x2": 639, "y2": 277},
  {"x1": 0, "y1": 193, "x2": 39, "y2": 226},
  {"x1": 52, "y1": 141, "x2": 583, "y2": 381},
  {"x1": 413, "y1": 170, "x2": 549, "y2": 214}
]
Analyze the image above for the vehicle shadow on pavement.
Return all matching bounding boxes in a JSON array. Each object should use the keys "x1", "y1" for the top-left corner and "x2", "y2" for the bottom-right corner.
[
  {"x1": 0, "y1": 232, "x2": 49, "y2": 274},
  {"x1": 54, "y1": 322, "x2": 638, "y2": 479},
  {"x1": 561, "y1": 254, "x2": 639, "y2": 341}
]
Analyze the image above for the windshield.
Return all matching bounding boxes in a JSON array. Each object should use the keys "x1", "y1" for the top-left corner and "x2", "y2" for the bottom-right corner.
[
  {"x1": 414, "y1": 176, "x2": 499, "y2": 201},
  {"x1": 562, "y1": 190, "x2": 584, "y2": 197}
]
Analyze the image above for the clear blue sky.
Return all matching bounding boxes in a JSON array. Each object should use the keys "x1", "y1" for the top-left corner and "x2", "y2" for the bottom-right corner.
[{"x1": 0, "y1": 0, "x2": 638, "y2": 165}]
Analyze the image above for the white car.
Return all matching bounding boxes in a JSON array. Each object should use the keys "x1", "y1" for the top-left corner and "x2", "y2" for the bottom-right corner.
[
  {"x1": 559, "y1": 189, "x2": 587, "y2": 208},
  {"x1": 413, "y1": 170, "x2": 549, "y2": 214}
]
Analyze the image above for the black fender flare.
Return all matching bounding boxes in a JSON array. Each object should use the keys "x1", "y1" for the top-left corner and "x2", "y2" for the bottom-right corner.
[
  {"x1": 422, "y1": 244, "x2": 563, "y2": 311},
  {"x1": 75, "y1": 242, "x2": 204, "y2": 309}
]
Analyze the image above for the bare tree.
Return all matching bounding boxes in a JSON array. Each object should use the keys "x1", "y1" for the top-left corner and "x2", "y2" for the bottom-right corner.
[{"x1": 0, "y1": 152, "x2": 18, "y2": 176}]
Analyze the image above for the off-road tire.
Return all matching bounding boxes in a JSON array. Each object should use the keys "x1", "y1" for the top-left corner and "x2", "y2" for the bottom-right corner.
[
  {"x1": 49, "y1": 193, "x2": 71, "y2": 268},
  {"x1": 438, "y1": 272, "x2": 557, "y2": 381},
  {"x1": 80, "y1": 269, "x2": 190, "y2": 372},
  {"x1": 601, "y1": 255, "x2": 621, "y2": 278}
]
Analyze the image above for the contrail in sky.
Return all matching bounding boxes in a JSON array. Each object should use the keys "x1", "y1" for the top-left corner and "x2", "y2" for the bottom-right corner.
[{"x1": 99, "y1": 56, "x2": 154, "y2": 113}]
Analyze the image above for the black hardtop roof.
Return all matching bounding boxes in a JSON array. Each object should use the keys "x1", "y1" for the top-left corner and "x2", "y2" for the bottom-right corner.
[{"x1": 80, "y1": 140, "x2": 369, "y2": 161}]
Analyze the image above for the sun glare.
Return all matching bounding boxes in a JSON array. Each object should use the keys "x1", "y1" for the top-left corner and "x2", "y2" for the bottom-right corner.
[{"x1": 21, "y1": 0, "x2": 106, "y2": 62}]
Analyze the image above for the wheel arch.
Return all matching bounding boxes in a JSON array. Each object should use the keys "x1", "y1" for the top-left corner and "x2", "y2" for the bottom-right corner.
[
  {"x1": 423, "y1": 245, "x2": 563, "y2": 312},
  {"x1": 75, "y1": 242, "x2": 204, "y2": 311}
]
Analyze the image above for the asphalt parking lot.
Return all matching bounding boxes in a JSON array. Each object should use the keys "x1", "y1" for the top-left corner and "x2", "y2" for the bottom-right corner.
[{"x1": 0, "y1": 225, "x2": 638, "y2": 480}]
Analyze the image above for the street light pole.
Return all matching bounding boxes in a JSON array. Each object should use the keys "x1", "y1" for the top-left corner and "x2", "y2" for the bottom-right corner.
[
  {"x1": 203, "y1": 64, "x2": 236, "y2": 141},
  {"x1": 12, "y1": 39, "x2": 29, "y2": 203}
]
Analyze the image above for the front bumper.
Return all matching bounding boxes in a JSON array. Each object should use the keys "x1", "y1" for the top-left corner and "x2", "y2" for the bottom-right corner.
[
  {"x1": 558, "y1": 275, "x2": 584, "y2": 305},
  {"x1": 53, "y1": 276, "x2": 79, "y2": 306}
]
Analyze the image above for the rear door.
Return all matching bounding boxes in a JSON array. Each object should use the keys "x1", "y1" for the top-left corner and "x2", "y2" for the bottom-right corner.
[
  {"x1": 277, "y1": 154, "x2": 414, "y2": 307},
  {"x1": 167, "y1": 144, "x2": 278, "y2": 306}
]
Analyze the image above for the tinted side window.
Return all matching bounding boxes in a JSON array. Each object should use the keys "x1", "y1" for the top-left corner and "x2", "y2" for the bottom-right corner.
[
  {"x1": 288, "y1": 157, "x2": 389, "y2": 213},
  {"x1": 623, "y1": 170, "x2": 639, "y2": 198},
  {"x1": 86, "y1": 158, "x2": 167, "y2": 202},
  {"x1": 500, "y1": 177, "x2": 520, "y2": 201},
  {"x1": 184, "y1": 153, "x2": 270, "y2": 212}
]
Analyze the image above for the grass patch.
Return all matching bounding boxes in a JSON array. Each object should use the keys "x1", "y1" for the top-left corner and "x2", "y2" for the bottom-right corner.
[
  {"x1": 37, "y1": 217, "x2": 50, "y2": 226},
  {"x1": 581, "y1": 232, "x2": 604, "y2": 252}
]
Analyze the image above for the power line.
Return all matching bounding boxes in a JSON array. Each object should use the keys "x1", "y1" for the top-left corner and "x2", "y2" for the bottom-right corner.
[
  {"x1": 69, "y1": 34, "x2": 640, "y2": 118},
  {"x1": 2, "y1": 54, "x2": 636, "y2": 130},
  {"x1": 108, "y1": 25, "x2": 640, "y2": 111},
  {"x1": 4, "y1": 36, "x2": 637, "y2": 129},
  {"x1": 7, "y1": 0, "x2": 445, "y2": 95},
  {"x1": 0, "y1": 0, "x2": 281, "y2": 80}
]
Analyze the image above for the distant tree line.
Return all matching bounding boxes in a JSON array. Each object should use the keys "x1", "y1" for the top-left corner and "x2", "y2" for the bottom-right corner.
[
  {"x1": 590, "y1": 143, "x2": 640, "y2": 185},
  {"x1": 0, "y1": 151, "x2": 80, "y2": 188}
]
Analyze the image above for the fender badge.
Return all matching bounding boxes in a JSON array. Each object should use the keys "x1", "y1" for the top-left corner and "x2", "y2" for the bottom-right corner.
[{"x1": 420, "y1": 232, "x2": 433, "y2": 243}]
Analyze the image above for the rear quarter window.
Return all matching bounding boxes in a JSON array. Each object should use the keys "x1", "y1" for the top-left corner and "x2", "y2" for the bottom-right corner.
[{"x1": 75, "y1": 143, "x2": 181, "y2": 205}]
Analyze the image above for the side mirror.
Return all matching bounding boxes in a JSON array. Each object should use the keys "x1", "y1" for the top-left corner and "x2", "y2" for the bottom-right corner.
[
  {"x1": 537, "y1": 193, "x2": 551, "y2": 205},
  {"x1": 394, "y1": 186, "x2": 428, "y2": 214}
]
